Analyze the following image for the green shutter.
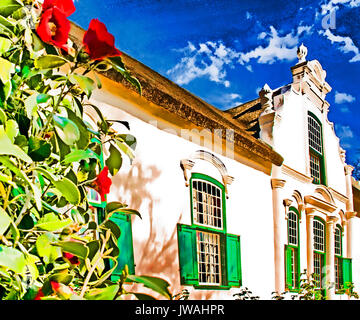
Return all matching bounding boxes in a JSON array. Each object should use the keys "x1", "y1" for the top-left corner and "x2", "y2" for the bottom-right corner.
[
  {"x1": 177, "y1": 224, "x2": 198, "y2": 285},
  {"x1": 226, "y1": 233, "x2": 241, "y2": 287},
  {"x1": 109, "y1": 212, "x2": 135, "y2": 280},
  {"x1": 285, "y1": 245, "x2": 293, "y2": 290},
  {"x1": 343, "y1": 258, "x2": 352, "y2": 288}
]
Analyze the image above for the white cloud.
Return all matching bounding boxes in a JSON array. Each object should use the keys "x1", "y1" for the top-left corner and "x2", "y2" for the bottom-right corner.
[
  {"x1": 246, "y1": 11, "x2": 252, "y2": 20},
  {"x1": 239, "y1": 25, "x2": 313, "y2": 65},
  {"x1": 321, "y1": 0, "x2": 360, "y2": 13},
  {"x1": 167, "y1": 41, "x2": 240, "y2": 87},
  {"x1": 319, "y1": 29, "x2": 360, "y2": 62},
  {"x1": 207, "y1": 92, "x2": 243, "y2": 109},
  {"x1": 167, "y1": 25, "x2": 312, "y2": 87},
  {"x1": 335, "y1": 124, "x2": 354, "y2": 139},
  {"x1": 334, "y1": 91, "x2": 356, "y2": 104}
]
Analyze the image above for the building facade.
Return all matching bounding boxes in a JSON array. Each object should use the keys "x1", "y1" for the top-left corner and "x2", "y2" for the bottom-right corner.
[{"x1": 71, "y1": 25, "x2": 360, "y2": 300}]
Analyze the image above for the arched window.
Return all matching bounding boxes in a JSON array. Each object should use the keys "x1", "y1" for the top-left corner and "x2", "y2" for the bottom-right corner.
[
  {"x1": 313, "y1": 218, "x2": 326, "y2": 288},
  {"x1": 285, "y1": 207, "x2": 300, "y2": 291},
  {"x1": 308, "y1": 112, "x2": 326, "y2": 185},
  {"x1": 177, "y1": 172, "x2": 241, "y2": 289}
]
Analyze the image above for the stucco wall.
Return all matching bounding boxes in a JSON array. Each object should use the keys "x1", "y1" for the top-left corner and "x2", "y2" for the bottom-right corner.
[{"x1": 91, "y1": 97, "x2": 275, "y2": 300}]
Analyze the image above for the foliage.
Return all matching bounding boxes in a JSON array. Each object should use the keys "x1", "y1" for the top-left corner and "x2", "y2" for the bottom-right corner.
[
  {"x1": 272, "y1": 270, "x2": 326, "y2": 300},
  {"x1": 336, "y1": 282, "x2": 359, "y2": 299},
  {"x1": 233, "y1": 287, "x2": 260, "y2": 300},
  {"x1": 0, "y1": 0, "x2": 169, "y2": 300}
]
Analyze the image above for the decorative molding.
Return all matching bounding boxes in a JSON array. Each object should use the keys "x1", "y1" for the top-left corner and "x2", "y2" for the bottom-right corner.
[
  {"x1": 180, "y1": 150, "x2": 234, "y2": 197},
  {"x1": 304, "y1": 195, "x2": 337, "y2": 213},
  {"x1": 271, "y1": 178, "x2": 286, "y2": 190},
  {"x1": 283, "y1": 199, "x2": 293, "y2": 220},
  {"x1": 326, "y1": 215, "x2": 338, "y2": 224},
  {"x1": 281, "y1": 164, "x2": 313, "y2": 184},
  {"x1": 345, "y1": 211, "x2": 357, "y2": 220},
  {"x1": 344, "y1": 165, "x2": 354, "y2": 176},
  {"x1": 180, "y1": 159, "x2": 195, "y2": 187}
]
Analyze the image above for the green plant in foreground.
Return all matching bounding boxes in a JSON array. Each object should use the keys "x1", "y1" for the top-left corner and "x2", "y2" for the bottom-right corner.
[{"x1": 0, "y1": 0, "x2": 171, "y2": 300}]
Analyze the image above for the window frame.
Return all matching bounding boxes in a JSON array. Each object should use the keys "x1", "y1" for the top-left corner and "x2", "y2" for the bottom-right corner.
[
  {"x1": 285, "y1": 207, "x2": 300, "y2": 292},
  {"x1": 313, "y1": 217, "x2": 326, "y2": 290},
  {"x1": 177, "y1": 172, "x2": 241, "y2": 290},
  {"x1": 334, "y1": 224, "x2": 344, "y2": 293},
  {"x1": 307, "y1": 112, "x2": 326, "y2": 186}
]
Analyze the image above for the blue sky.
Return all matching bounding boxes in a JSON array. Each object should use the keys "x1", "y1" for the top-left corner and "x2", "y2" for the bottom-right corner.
[{"x1": 71, "y1": 0, "x2": 360, "y2": 164}]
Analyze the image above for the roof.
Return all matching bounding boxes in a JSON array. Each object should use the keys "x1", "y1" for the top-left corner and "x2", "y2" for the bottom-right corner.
[{"x1": 69, "y1": 22, "x2": 284, "y2": 171}]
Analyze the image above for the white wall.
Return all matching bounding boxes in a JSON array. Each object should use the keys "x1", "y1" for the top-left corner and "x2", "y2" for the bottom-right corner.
[{"x1": 92, "y1": 98, "x2": 276, "y2": 300}]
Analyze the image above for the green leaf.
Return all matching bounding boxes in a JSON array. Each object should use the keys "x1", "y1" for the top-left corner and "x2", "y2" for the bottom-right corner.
[
  {"x1": 0, "y1": 108, "x2": 6, "y2": 124},
  {"x1": 63, "y1": 149, "x2": 98, "y2": 164},
  {"x1": 66, "y1": 109, "x2": 90, "y2": 149},
  {"x1": 117, "y1": 208, "x2": 142, "y2": 219},
  {"x1": 114, "y1": 138, "x2": 135, "y2": 162},
  {"x1": 108, "y1": 57, "x2": 142, "y2": 95},
  {"x1": 106, "y1": 143, "x2": 122, "y2": 176},
  {"x1": 0, "y1": 57, "x2": 15, "y2": 83},
  {"x1": 54, "y1": 241, "x2": 89, "y2": 260},
  {"x1": 0, "y1": 156, "x2": 42, "y2": 210},
  {"x1": 36, "y1": 213, "x2": 73, "y2": 232},
  {"x1": 0, "y1": 0, "x2": 22, "y2": 17},
  {"x1": 36, "y1": 93, "x2": 51, "y2": 104},
  {"x1": 0, "y1": 245, "x2": 27, "y2": 274},
  {"x1": 34, "y1": 55, "x2": 68, "y2": 69},
  {"x1": 53, "y1": 177, "x2": 80, "y2": 205},
  {"x1": 105, "y1": 201, "x2": 127, "y2": 216},
  {"x1": 0, "y1": 36, "x2": 11, "y2": 54},
  {"x1": 36, "y1": 232, "x2": 62, "y2": 264},
  {"x1": 0, "y1": 207, "x2": 11, "y2": 236},
  {"x1": 85, "y1": 285, "x2": 119, "y2": 300},
  {"x1": 126, "y1": 275, "x2": 172, "y2": 299},
  {"x1": 48, "y1": 272, "x2": 73, "y2": 285},
  {"x1": 0, "y1": 127, "x2": 32, "y2": 163},
  {"x1": 130, "y1": 292, "x2": 157, "y2": 300},
  {"x1": 5, "y1": 119, "x2": 18, "y2": 142},
  {"x1": 69, "y1": 74, "x2": 95, "y2": 98},
  {"x1": 28, "y1": 136, "x2": 52, "y2": 161},
  {"x1": 53, "y1": 115, "x2": 80, "y2": 146}
]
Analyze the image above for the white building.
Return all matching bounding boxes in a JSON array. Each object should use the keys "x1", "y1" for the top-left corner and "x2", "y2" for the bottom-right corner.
[{"x1": 72, "y1": 25, "x2": 360, "y2": 300}]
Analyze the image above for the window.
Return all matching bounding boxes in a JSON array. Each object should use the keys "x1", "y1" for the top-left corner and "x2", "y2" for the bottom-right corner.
[
  {"x1": 177, "y1": 172, "x2": 241, "y2": 289},
  {"x1": 334, "y1": 225, "x2": 353, "y2": 292},
  {"x1": 308, "y1": 113, "x2": 326, "y2": 185},
  {"x1": 86, "y1": 137, "x2": 135, "y2": 280},
  {"x1": 313, "y1": 218, "x2": 326, "y2": 289},
  {"x1": 285, "y1": 208, "x2": 300, "y2": 291},
  {"x1": 334, "y1": 226, "x2": 342, "y2": 291}
]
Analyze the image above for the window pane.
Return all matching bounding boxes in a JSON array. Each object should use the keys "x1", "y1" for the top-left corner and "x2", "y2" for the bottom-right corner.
[
  {"x1": 335, "y1": 227, "x2": 342, "y2": 256},
  {"x1": 310, "y1": 153, "x2": 321, "y2": 184},
  {"x1": 192, "y1": 179, "x2": 223, "y2": 229},
  {"x1": 314, "y1": 252, "x2": 324, "y2": 288},
  {"x1": 313, "y1": 220, "x2": 325, "y2": 252},
  {"x1": 308, "y1": 115, "x2": 323, "y2": 154},
  {"x1": 288, "y1": 211, "x2": 298, "y2": 246},
  {"x1": 196, "y1": 231, "x2": 221, "y2": 285}
]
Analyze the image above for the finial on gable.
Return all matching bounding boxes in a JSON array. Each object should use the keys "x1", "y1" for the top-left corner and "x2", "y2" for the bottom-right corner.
[{"x1": 297, "y1": 43, "x2": 308, "y2": 64}]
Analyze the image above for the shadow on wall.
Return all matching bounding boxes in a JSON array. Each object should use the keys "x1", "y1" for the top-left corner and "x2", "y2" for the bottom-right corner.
[{"x1": 111, "y1": 161, "x2": 184, "y2": 299}]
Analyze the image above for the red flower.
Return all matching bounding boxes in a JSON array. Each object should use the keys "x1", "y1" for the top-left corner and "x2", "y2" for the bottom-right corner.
[
  {"x1": 42, "y1": 0, "x2": 76, "y2": 17},
  {"x1": 36, "y1": 6, "x2": 70, "y2": 51},
  {"x1": 92, "y1": 166, "x2": 112, "y2": 201},
  {"x1": 82, "y1": 19, "x2": 122, "y2": 60},
  {"x1": 34, "y1": 289, "x2": 44, "y2": 300},
  {"x1": 50, "y1": 281, "x2": 75, "y2": 299},
  {"x1": 63, "y1": 252, "x2": 80, "y2": 265}
]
